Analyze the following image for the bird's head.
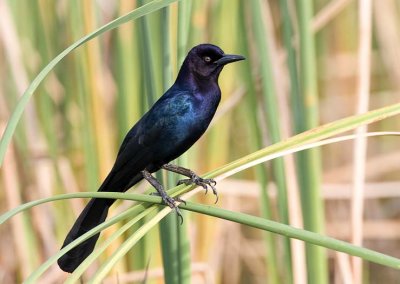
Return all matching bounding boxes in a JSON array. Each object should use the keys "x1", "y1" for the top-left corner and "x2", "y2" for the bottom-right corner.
[{"x1": 184, "y1": 44, "x2": 245, "y2": 80}]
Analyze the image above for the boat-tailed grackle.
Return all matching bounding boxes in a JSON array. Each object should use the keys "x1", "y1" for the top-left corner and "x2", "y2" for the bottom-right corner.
[{"x1": 58, "y1": 43, "x2": 245, "y2": 273}]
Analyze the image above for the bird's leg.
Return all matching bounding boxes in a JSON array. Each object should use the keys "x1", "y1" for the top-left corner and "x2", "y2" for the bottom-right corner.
[
  {"x1": 162, "y1": 163, "x2": 218, "y2": 203},
  {"x1": 141, "y1": 169, "x2": 183, "y2": 222}
]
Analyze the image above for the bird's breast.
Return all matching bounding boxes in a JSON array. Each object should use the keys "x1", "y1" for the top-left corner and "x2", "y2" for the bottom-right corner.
[
  {"x1": 189, "y1": 94, "x2": 220, "y2": 129},
  {"x1": 144, "y1": 90, "x2": 220, "y2": 165},
  {"x1": 162, "y1": 95, "x2": 219, "y2": 144}
]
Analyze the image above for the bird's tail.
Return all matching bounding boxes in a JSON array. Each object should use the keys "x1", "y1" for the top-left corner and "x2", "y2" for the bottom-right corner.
[{"x1": 57, "y1": 198, "x2": 110, "y2": 273}]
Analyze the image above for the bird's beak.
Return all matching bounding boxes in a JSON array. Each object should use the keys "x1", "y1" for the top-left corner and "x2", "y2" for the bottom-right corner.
[{"x1": 215, "y1": 54, "x2": 246, "y2": 66}]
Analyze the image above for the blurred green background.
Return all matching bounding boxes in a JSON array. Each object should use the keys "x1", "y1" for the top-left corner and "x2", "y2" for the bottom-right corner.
[{"x1": 1, "y1": 0, "x2": 400, "y2": 283}]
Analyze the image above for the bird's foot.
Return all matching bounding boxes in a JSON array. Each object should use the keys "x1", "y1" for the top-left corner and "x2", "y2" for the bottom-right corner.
[
  {"x1": 177, "y1": 175, "x2": 218, "y2": 203},
  {"x1": 161, "y1": 164, "x2": 218, "y2": 203},
  {"x1": 143, "y1": 169, "x2": 186, "y2": 223},
  {"x1": 151, "y1": 191, "x2": 186, "y2": 224}
]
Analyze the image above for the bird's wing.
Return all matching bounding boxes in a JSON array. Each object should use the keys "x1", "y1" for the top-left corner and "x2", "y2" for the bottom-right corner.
[
  {"x1": 137, "y1": 92, "x2": 194, "y2": 146},
  {"x1": 110, "y1": 91, "x2": 193, "y2": 175},
  {"x1": 98, "y1": 134, "x2": 152, "y2": 193}
]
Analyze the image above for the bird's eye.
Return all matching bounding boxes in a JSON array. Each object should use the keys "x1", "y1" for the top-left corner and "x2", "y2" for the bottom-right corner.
[{"x1": 203, "y1": 56, "x2": 212, "y2": 63}]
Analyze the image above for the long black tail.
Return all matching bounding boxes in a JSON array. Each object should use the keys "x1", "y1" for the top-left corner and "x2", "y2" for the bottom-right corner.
[
  {"x1": 58, "y1": 170, "x2": 144, "y2": 272},
  {"x1": 57, "y1": 198, "x2": 110, "y2": 273}
]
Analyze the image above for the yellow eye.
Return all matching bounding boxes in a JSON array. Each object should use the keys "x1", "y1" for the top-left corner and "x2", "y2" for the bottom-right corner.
[{"x1": 203, "y1": 56, "x2": 211, "y2": 63}]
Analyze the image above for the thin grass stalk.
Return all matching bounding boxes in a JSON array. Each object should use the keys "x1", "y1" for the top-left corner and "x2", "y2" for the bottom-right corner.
[
  {"x1": 115, "y1": 2, "x2": 142, "y2": 139},
  {"x1": 249, "y1": 0, "x2": 294, "y2": 282},
  {"x1": 278, "y1": 1, "x2": 307, "y2": 282},
  {"x1": 162, "y1": 9, "x2": 173, "y2": 91},
  {"x1": 177, "y1": 0, "x2": 192, "y2": 65},
  {"x1": 30, "y1": 2, "x2": 59, "y2": 162},
  {"x1": 83, "y1": 1, "x2": 116, "y2": 178},
  {"x1": 335, "y1": 252, "x2": 353, "y2": 284},
  {"x1": 0, "y1": 1, "x2": 30, "y2": 155},
  {"x1": 252, "y1": 1, "x2": 294, "y2": 282},
  {"x1": 2, "y1": 144, "x2": 37, "y2": 278},
  {"x1": 68, "y1": 1, "x2": 100, "y2": 195},
  {"x1": 242, "y1": 1, "x2": 279, "y2": 283},
  {"x1": 158, "y1": 212, "x2": 180, "y2": 284},
  {"x1": 179, "y1": 201, "x2": 400, "y2": 270},
  {"x1": 239, "y1": 26, "x2": 280, "y2": 284},
  {"x1": 137, "y1": 0, "x2": 159, "y2": 106},
  {"x1": 351, "y1": 0, "x2": 372, "y2": 282},
  {"x1": 252, "y1": 0, "x2": 290, "y2": 226},
  {"x1": 297, "y1": 0, "x2": 327, "y2": 282}
]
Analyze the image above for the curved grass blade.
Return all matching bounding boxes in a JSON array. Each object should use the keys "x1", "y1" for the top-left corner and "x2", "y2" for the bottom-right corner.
[
  {"x1": 201, "y1": 102, "x2": 400, "y2": 182},
  {"x1": 0, "y1": 0, "x2": 180, "y2": 166},
  {"x1": 0, "y1": 192, "x2": 159, "y2": 225},
  {"x1": 179, "y1": 201, "x2": 400, "y2": 270},
  {"x1": 66, "y1": 207, "x2": 158, "y2": 283},
  {"x1": 24, "y1": 204, "x2": 161, "y2": 283},
  {"x1": 89, "y1": 207, "x2": 173, "y2": 283}
]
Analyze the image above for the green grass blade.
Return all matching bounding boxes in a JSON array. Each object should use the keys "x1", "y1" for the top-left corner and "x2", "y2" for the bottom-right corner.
[
  {"x1": 89, "y1": 207, "x2": 173, "y2": 283},
  {"x1": 177, "y1": 0, "x2": 192, "y2": 65},
  {"x1": 249, "y1": 0, "x2": 292, "y2": 281},
  {"x1": 179, "y1": 201, "x2": 400, "y2": 270},
  {"x1": 0, "y1": 192, "x2": 159, "y2": 225},
  {"x1": 297, "y1": 0, "x2": 327, "y2": 282},
  {"x1": 279, "y1": 0, "x2": 302, "y2": 130},
  {"x1": 24, "y1": 205, "x2": 153, "y2": 283}
]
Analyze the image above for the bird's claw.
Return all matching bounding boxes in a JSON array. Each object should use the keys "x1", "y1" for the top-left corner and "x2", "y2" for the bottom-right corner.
[
  {"x1": 163, "y1": 195, "x2": 186, "y2": 225},
  {"x1": 177, "y1": 176, "x2": 218, "y2": 203},
  {"x1": 151, "y1": 192, "x2": 186, "y2": 224},
  {"x1": 163, "y1": 196, "x2": 184, "y2": 224}
]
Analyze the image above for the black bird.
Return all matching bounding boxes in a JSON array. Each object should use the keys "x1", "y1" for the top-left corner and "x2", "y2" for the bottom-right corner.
[{"x1": 58, "y1": 43, "x2": 245, "y2": 273}]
